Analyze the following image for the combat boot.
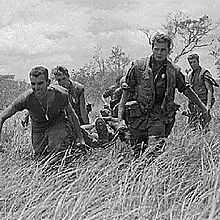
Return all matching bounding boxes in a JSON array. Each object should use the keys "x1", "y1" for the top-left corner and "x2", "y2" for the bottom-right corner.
[{"x1": 95, "y1": 118, "x2": 109, "y2": 146}]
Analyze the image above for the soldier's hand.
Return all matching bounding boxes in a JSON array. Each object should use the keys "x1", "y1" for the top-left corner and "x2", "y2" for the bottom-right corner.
[
  {"x1": 21, "y1": 119, "x2": 28, "y2": 127},
  {"x1": 21, "y1": 115, "x2": 29, "y2": 127},
  {"x1": 75, "y1": 137, "x2": 85, "y2": 148},
  {"x1": 117, "y1": 120, "x2": 128, "y2": 133}
]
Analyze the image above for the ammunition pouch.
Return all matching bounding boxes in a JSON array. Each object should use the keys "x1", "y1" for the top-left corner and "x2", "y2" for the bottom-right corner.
[
  {"x1": 123, "y1": 101, "x2": 144, "y2": 130},
  {"x1": 124, "y1": 101, "x2": 142, "y2": 118}
]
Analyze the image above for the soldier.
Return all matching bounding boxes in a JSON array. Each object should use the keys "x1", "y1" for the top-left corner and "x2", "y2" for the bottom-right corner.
[
  {"x1": 0, "y1": 66, "x2": 84, "y2": 158},
  {"x1": 101, "y1": 75, "x2": 124, "y2": 117},
  {"x1": 82, "y1": 115, "x2": 129, "y2": 148},
  {"x1": 186, "y1": 53, "x2": 219, "y2": 128},
  {"x1": 52, "y1": 66, "x2": 89, "y2": 125},
  {"x1": 82, "y1": 117, "x2": 113, "y2": 147},
  {"x1": 117, "y1": 33, "x2": 211, "y2": 158},
  {"x1": 100, "y1": 76, "x2": 125, "y2": 117}
]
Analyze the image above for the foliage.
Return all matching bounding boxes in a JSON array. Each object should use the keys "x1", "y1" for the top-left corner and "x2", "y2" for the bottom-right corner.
[
  {"x1": 210, "y1": 37, "x2": 220, "y2": 78},
  {"x1": 106, "y1": 45, "x2": 131, "y2": 76},
  {"x1": 1, "y1": 112, "x2": 220, "y2": 219},
  {"x1": 72, "y1": 46, "x2": 131, "y2": 102},
  {"x1": 141, "y1": 11, "x2": 215, "y2": 63},
  {"x1": 0, "y1": 77, "x2": 30, "y2": 109}
]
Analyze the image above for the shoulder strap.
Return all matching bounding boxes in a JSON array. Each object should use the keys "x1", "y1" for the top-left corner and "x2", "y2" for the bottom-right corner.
[
  {"x1": 134, "y1": 57, "x2": 150, "y2": 84},
  {"x1": 199, "y1": 68, "x2": 207, "y2": 80},
  {"x1": 70, "y1": 81, "x2": 84, "y2": 99},
  {"x1": 201, "y1": 68, "x2": 219, "y2": 87},
  {"x1": 49, "y1": 84, "x2": 68, "y2": 94},
  {"x1": 132, "y1": 57, "x2": 151, "y2": 100},
  {"x1": 134, "y1": 58, "x2": 146, "y2": 70},
  {"x1": 188, "y1": 70, "x2": 194, "y2": 85}
]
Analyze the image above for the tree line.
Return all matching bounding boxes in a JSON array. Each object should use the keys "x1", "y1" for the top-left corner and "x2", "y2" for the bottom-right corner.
[{"x1": 0, "y1": 11, "x2": 220, "y2": 107}]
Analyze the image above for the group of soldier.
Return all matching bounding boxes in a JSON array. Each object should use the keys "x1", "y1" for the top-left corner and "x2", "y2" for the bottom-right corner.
[{"x1": 0, "y1": 33, "x2": 218, "y2": 160}]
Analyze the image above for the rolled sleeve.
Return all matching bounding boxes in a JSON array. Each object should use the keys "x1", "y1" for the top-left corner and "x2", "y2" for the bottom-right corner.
[{"x1": 11, "y1": 92, "x2": 28, "y2": 111}]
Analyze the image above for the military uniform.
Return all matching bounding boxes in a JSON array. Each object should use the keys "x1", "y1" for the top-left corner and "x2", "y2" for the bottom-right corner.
[
  {"x1": 188, "y1": 67, "x2": 219, "y2": 127},
  {"x1": 103, "y1": 84, "x2": 123, "y2": 117},
  {"x1": 68, "y1": 80, "x2": 88, "y2": 125},
  {"x1": 12, "y1": 85, "x2": 75, "y2": 157},
  {"x1": 123, "y1": 56, "x2": 188, "y2": 147}
]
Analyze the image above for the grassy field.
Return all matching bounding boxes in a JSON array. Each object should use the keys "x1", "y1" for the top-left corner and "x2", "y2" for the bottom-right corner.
[{"x1": 1, "y1": 110, "x2": 220, "y2": 220}]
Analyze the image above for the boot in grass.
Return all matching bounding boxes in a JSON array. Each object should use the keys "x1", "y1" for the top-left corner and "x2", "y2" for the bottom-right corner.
[{"x1": 95, "y1": 117, "x2": 109, "y2": 146}]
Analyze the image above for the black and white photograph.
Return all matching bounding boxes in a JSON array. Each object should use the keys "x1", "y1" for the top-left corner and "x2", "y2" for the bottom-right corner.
[{"x1": 0, "y1": 0, "x2": 220, "y2": 219}]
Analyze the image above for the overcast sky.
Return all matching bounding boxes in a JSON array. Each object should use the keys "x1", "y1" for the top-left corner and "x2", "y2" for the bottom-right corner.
[{"x1": 0, "y1": 0, "x2": 219, "y2": 81}]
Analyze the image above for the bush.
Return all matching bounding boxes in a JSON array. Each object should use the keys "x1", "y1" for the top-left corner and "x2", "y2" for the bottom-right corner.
[{"x1": 0, "y1": 78, "x2": 29, "y2": 109}]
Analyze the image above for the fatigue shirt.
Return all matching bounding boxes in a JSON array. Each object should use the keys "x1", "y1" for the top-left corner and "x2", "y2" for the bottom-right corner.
[
  {"x1": 189, "y1": 67, "x2": 218, "y2": 104},
  {"x1": 12, "y1": 85, "x2": 69, "y2": 133},
  {"x1": 68, "y1": 80, "x2": 84, "y2": 121},
  {"x1": 126, "y1": 56, "x2": 188, "y2": 111},
  {"x1": 103, "y1": 85, "x2": 123, "y2": 109}
]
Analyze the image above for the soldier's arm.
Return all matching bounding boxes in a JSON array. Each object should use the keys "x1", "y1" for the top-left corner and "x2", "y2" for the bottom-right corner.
[
  {"x1": 183, "y1": 87, "x2": 207, "y2": 112},
  {"x1": 101, "y1": 88, "x2": 112, "y2": 107},
  {"x1": 101, "y1": 94, "x2": 108, "y2": 106},
  {"x1": 176, "y1": 68, "x2": 207, "y2": 112},
  {"x1": 0, "y1": 105, "x2": 18, "y2": 140},
  {"x1": 118, "y1": 63, "x2": 136, "y2": 122},
  {"x1": 81, "y1": 123, "x2": 95, "y2": 131},
  {"x1": 205, "y1": 81, "x2": 213, "y2": 111},
  {"x1": 184, "y1": 86, "x2": 211, "y2": 127},
  {"x1": 21, "y1": 111, "x2": 30, "y2": 127},
  {"x1": 118, "y1": 90, "x2": 130, "y2": 121},
  {"x1": 79, "y1": 91, "x2": 89, "y2": 124},
  {"x1": 65, "y1": 103, "x2": 84, "y2": 144},
  {"x1": 203, "y1": 70, "x2": 217, "y2": 111}
]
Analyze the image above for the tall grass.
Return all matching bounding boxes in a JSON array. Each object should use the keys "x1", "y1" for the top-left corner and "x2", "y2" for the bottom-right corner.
[{"x1": 1, "y1": 111, "x2": 220, "y2": 220}]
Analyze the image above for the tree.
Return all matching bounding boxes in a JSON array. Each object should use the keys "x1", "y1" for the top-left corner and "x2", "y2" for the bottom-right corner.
[
  {"x1": 141, "y1": 11, "x2": 215, "y2": 63},
  {"x1": 165, "y1": 12, "x2": 215, "y2": 63},
  {"x1": 210, "y1": 37, "x2": 220, "y2": 78},
  {"x1": 141, "y1": 12, "x2": 217, "y2": 110},
  {"x1": 72, "y1": 46, "x2": 131, "y2": 102},
  {"x1": 106, "y1": 45, "x2": 131, "y2": 77},
  {"x1": 92, "y1": 46, "x2": 107, "y2": 76}
]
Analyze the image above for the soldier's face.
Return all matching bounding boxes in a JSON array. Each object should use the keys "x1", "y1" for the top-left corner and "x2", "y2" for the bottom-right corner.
[
  {"x1": 188, "y1": 58, "x2": 199, "y2": 71},
  {"x1": 30, "y1": 74, "x2": 49, "y2": 99},
  {"x1": 55, "y1": 74, "x2": 70, "y2": 89},
  {"x1": 152, "y1": 42, "x2": 170, "y2": 62}
]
